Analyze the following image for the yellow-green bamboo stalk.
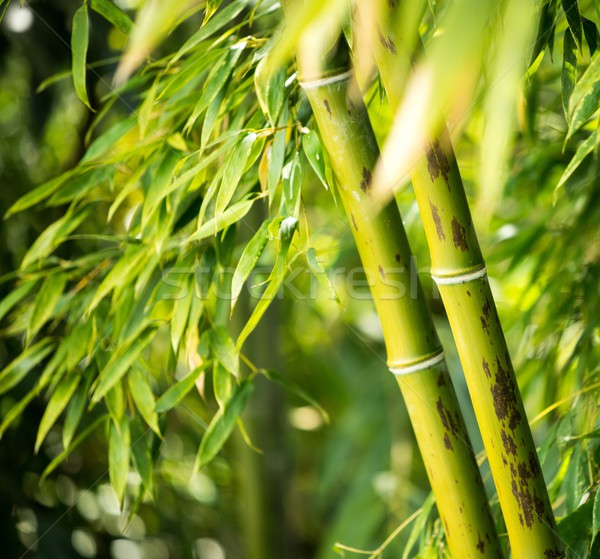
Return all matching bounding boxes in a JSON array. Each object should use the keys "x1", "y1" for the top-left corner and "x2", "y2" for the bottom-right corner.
[
  {"x1": 371, "y1": 5, "x2": 563, "y2": 558},
  {"x1": 296, "y1": 46, "x2": 503, "y2": 558}
]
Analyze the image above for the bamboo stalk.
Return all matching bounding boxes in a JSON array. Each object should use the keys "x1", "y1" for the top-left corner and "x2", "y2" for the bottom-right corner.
[
  {"x1": 370, "y1": 5, "x2": 563, "y2": 557},
  {"x1": 296, "y1": 44, "x2": 503, "y2": 558}
]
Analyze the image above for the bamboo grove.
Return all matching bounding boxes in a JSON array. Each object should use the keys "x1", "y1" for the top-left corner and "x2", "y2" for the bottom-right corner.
[{"x1": 0, "y1": 0, "x2": 599, "y2": 557}]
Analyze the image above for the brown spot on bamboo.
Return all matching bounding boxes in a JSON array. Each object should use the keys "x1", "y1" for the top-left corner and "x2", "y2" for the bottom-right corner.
[
  {"x1": 360, "y1": 167, "x2": 372, "y2": 193},
  {"x1": 490, "y1": 357, "x2": 522, "y2": 431},
  {"x1": 437, "y1": 373, "x2": 446, "y2": 387},
  {"x1": 451, "y1": 217, "x2": 468, "y2": 251},
  {"x1": 467, "y1": 289, "x2": 471, "y2": 297},
  {"x1": 476, "y1": 535, "x2": 485, "y2": 554},
  {"x1": 544, "y1": 548, "x2": 564, "y2": 558},
  {"x1": 425, "y1": 139, "x2": 450, "y2": 185},
  {"x1": 501, "y1": 429, "x2": 517, "y2": 456},
  {"x1": 482, "y1": 358, "x2": 491, "y2": 378},
  {"x1": 480, "y1": 315, "x2": 489, "y2": 334},
  {"x1": 323, "y1": 99, "x2": 332, "y2": 116},
  {"x1": 350, "y1": 213, "x2": 358, "y2": 231},
  {"x1": 429, "y1": 200, "x2": 445, "y2": 241},
  {"x1": 444, "y1": 432, "x2": 453, "y2": 450},
  {"x1": 377, "y1": 29, "x2": 397, "y2": 55},
  {"x1": 378, "y1": 264, "x2": 385, "y2": 279}
]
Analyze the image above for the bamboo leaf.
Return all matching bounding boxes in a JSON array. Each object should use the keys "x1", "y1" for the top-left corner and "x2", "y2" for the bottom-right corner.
[
  {"x1": 562, "y1": 28, "x2": 577, "y2": 119},
  {"x1": 71, "y1": 4, "x2": 93, "y2": 110},
  {"x1": 562, "y1": 0, "x2": 582, "y2": 50},
  {"x1": 35, "y1": 372, "x2": 81, "y2": 453},
  {"x1": 231, "y1": 218, "x2": 275, "y2": 310},
  {"x1": 81, "y1": 118, "x2": 136, "y2": 163},
  {"x1": 91, "y1": 0, "x2": 133, "y2": 36},
  {"x1": 255, "y1": 54, "x2": 286, "y2": 125},
  {"x1": 236, "y1": 217, "x2": 298, "y2": 350},
  {"x1": 204, "y1": 0, "x2": 224, "y2": 25},
  {"x1": 302, "y1": 130, "x2": 328, "y2": 189},
  {"x1": 130, "y1": 418, "x2": 153, "y2": 494},
  {"x1": 28, "y1": 273, "x2": 68, "y2": 341},
  {"x1": 0, "y1": 280, "x2": 38, "y2": 323},
  {"x1": 210, "y1": 327, "x2": 238, "y2": 377},
  {"x1": 283, "y1": 151, "x2": 303, "y2": 218},
  {"x1": 306, "y1": 247, "x2": 340, "y2": 304},
  {"x1": 194, "y1": 380, "x2": 253, "y2": 472},
  {"x1": 127, "y1": 366, "x2": 161, "y2": 436},
  {"x1": 41, "y1": 416, "x2": 108, "y2": 483},
  {"x1": 170, "y1": 278, "x2": 194, "y2": 354},
  {"x1": 155, "y1": 363, "x2": 209, "y2": 413},
  {"x1": 593, "y1": 487, "x2": 600, "y2": 545},
  {"x1": 212, "y1": 362, "x2": 232, "y2": 408},
  {"x1": 216, "y1": 132, "x2": 257, "y2": 213},
  {"x1": 109, "y1": 415, "x2": 131, "y2": 507},
  {"x1": 62, "y1": 370, "x2": 94, "y2": 449},
  {"x1": 21, "y1": 206, "x2": 92, "y2": 269},
  {"x1": 0, "y1": 339, "x2": 55, "y2": 396},
  {"x1": 92, "y1": 328, "x2": 156, "y2": 404},
  {"x1": 529, "y1": 1, "x2": 557, "y2": 66},
  {"x1": 201, "y1": 87, "x2": 225, "y2": 150},
  {"x1": 188, "y1": 198, "x2": 255, "y2": 243},
  {"x1": 583, "y1": 17, "x2": 599, "y2": 55},
  {"x1": 0, "y1": 389, "x2": 36, "y2": 438},
  {"x1": 267, "y1": 105, "x2": 288, "y2": 203},
  {"x1": 568, "y1": 49, "x2": 600, "y2": 137},
  {"x1": 262, "y1": 369, "x2": 329, "y2": 424},
  {"x1": 554, "y1": 127, "x2": 599, "y2": 203}
]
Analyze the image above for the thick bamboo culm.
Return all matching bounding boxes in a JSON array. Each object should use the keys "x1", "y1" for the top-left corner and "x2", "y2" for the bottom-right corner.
[
  {"x1": 370, "y1": 5, "x2": 563, "y2": 558},
  {"x1": 297, "y1": 49, "x2": 503, "y2": 558}
]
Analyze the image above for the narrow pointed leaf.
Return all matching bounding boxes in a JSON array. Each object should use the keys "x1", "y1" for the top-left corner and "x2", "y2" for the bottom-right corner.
[
  {"x1": 568, "y1": 50, "x2": 600, "y2": 137},
  {"x1": 62, "y1": 371, "x2": 94, "y2": 449},
  {"x1": 216, "y1": 133, "x2": 257, "y2": 213},
  {"x1": 28, "y1": 273, "x2": 68, "y2": 341},
  {"x1": 302, "y1": 130, "x2": 328, "y2": 188},
  {"x1": 71, "y1": 5, "x2": 93, "y2": 110},
  {"x1": 562, "y1": 0, "x2": 582, "y2": 50},
  {"x1": 127, "y1": 366, "x2": 161, "y2": 436},
  {"x1": 109, "y1": 416, "x2": 131, "y2": 507},
  {"x1": 194, "y1": 380, "x2": 253, "y2": 472},
  {"x1": 563, "y1": 29, "x2": 577, "y2": 119},
  {"x1": 91, "y1": 0, "x2": 133, "y2": 36},
  {"x1": 583, "y1": 17, "x2": 600, "y2": 55},
  {"x1": 210, "y1": 327, "x2": 238, "y2": 377},
  {"x1": 0, "y1": 281, "x2": 38, "y2": 323},
  {"x1": 213, "y1": 362, "x2": 232, "y2": 408},
  {"x1": 306, "y1": 247, "x2": 340, "y2": 303},
  {"x1": 0, "y1": 339, "x2": 55, "y2": 396},
  {"x1": 188, "y1": 198, "x2": 255, "y2": 243},
  {"x1": 35, "y1": 372, "x2": 81, "y2": 453},
  {"x1": 130, "y1": 418, "x2": 153, "y2": 494},
  {"x1": 155, "y1": 362, "x2": 209, "y2": 413}
]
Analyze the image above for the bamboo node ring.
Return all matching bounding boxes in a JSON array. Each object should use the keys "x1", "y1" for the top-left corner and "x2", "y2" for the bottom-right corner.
[
  {"x1": 431, "y1": 266, "x2": 487, "y2": 285},
  {"x1": 298, "y1": 70, "x2": 354, "y2": 89},
  {"x1": 389, "y1": 351, "x2": 445, "y2": 376}
]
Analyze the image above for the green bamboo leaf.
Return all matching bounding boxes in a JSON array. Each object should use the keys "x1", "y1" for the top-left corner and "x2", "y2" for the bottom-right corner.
[
  {"x1": 216, "y1": 132, "x2": 257, "y2": 213},
  {"x1": 91, "y1": 0, "x2": 133, "y2": 36},
  {"x1": 92, "y1": 328, "x2": 156, "y2": 404},
  {"x1": 236, "y1": 217, "x2": 298, "y2": 350},
  {"x1": 562, "y1": 0, "x2": 582, "y2": 50},
  {"x1": 231, "y1": 218, "x2": 277, "y2": 311},
  {"x1": 204, "y1": 0, "x2": 223, "y2": 24},
  {"x1": 568, "y1": 50, "x2": 600, "y2": 137},
  {"x1": 71, "y1": 4, "x2": 93, "y2": 110},
  {"x1": 593, "y1": 487, "x2": 600, "y2": 545},
  {"x1": 35, "y1": 372, "x2": 81, "y2": 454},
  {"x1": 529, "y1": 1, "x2": 557, "y2": 66},
  {"x1": 212, "y1": 362, "x2": 232, "y2": 408},
  {"x1": 255, "y1": 54, "x2": 286, "y2": 125},
  {"x1": 170, "y1": 278, "x2": 194, "y2": 353},
  {"x1": 0, "y1": 339, "x2": 55, "y2": 396},
  {"x1": 194, "y1": 380, "x2": 253, "y2": 472},
  {"x1": 21, "y1": 206, "x2": 92, "y2": 269},
  {"x1": 155, "y1": 362, "x2": 209, "y2": 413},
  {"x1": 201, "y1": 87, "x2": 225, "y2": 150},
  {"x1": 262, "y1": 369, "x2": 329, "y2": 424},
  {"x1": 562, "y1": 29, "x2": 577, "y2": 119},
  {"x1": 130, "y1": 418, "x2": 153, "y2": 494},
  {"x1": 62, "y1": 370, "x2": 94, "y2": 449},
  {"x1": 188, "y1": 198, "x2": 255, "y2": 243},
  {"x1": 109, "y1": 415, "x2": 131, "y2": 507},
  {"x1": 554, "y1": 127, "x2": 599, "y2": 203},
  {"x1": 302, "y1": 130, "x2": 328, "y2": 189},
  {"x1": 81, "y1": 118, "x2": 136, "y2": 163},
  {"x1": 0, "y1": 280, "x2": 38, "y2": 323},
  {"x1": 142, "y1": 149, "x2": 181, "y2": 227},
  {"x1": 583, "y1": 17, "x2": 599, "y2": 55},
  {"x1": 127, "y1": 366, "x2": 161, "y2": 436},
  {"x1": 267, "y1": 106, "x2": 288, "y2": 201},
  {"x1": 41, "y1": 416, "x2": 108, "y2": 483},
  {"x1": 210, "y1": 327, "x2": 238, "y2": 377},
  {"x1": 0, "y1": 389, "x2": 36, "y2": 438},
  {"x1": 306, "y1": 247, "x2": 340, "y2": 304},
  {"x1": 28, "y1": 273, "x2": 68, "y2": 341},
  {"x1": 283, "y1": 151, "x2": 303, "y2": 218}
]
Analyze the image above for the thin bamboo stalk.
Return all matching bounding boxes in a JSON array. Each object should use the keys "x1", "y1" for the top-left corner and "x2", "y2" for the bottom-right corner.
[
  {"x1": 370, "y1": 5, "x2": 563, "y2": 557},
  {"x1": 296, "y1": 45, "x2": 503, "y2": 558}
]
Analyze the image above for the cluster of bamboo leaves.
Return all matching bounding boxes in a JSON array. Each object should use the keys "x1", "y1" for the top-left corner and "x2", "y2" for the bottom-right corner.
[{"x1": 0, "y1": 0, "x2": 599, "y2": 555}]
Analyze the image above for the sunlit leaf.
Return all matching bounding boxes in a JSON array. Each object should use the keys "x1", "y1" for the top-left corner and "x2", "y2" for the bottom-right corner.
[
  {"x1": 306, "y1": 247, "x2": 340, "y2": 304},
  {"x1": 155, "y1": 362, "x2": 210, "y2": 413},
  {"x1": 194, "y1": 380, "x2": 253, "y2": 472},
  {"x1": 109, "y1": 415, "x2": 131, "y2": 507},
  {"x1": 127, "y1": 366, "x2": 161, "y2": 436},
  {"x1": 28, "y1": 273, "x2": 68, "y2": 341},
  {"x1": 562, "y1": 0, "x2": 582, "y2": 50},
  {"x1": 130, "y1": 417, "x2": 154, "y2": 495},
  {"x1": 62, "y1": 370, "x2": 94, "y2": 449},
  {"x1": 0, "y1": 339, "x2": 55, "y2": 396},
  {"x1": 188, "y1": 198, "x2": 255, "y2": 243},
  {"x1": 568, "y1": 49, "x2": 600, "y2": 137},
  {"x1": 212, "y1": 362, "x2": 233, "y2": 408},
  {"x1": 0, "y1": 280, "x2": 38, "y2": 323},
  {"x1": 562, "y1": 28, "x2": 578, "y2": 118},
  {"x1": 302, "y1": 130, "x2": 328, "y2": 189},
  {"x1": 71, "y1": 4, "x2": 93, "y2": 110},
  {"x1": 210, "y1": 326, "x2": 239, "y2": 377},
  {"x1": 91, "y1": 0, "x2": 133, "y2": 36}
]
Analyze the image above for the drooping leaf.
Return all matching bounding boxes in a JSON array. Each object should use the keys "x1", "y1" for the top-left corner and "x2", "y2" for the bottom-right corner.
[
  {"x1": 81, "y1": 118, "x2": 136, "y2": 163},
  {"x1": 283, "y1": 151, "x2": 303, "y2": 218},
  {"x1": 71, "y1": 4, "x2": 93, "y2": 110},
  {"x1": 91, "y1": 0, "x2": 133, "y2": 36},
  {"x1": 62, "y1": 370, "x2": 94, "y2": 449},
  {"x1": 236, "y1": 217, "x2": 298, "y2": 350},
  {"x1": 91, "y1": 327, "x2": 156, "y2": 403},
  {"x1": 155, "y1": 362, "x2": 210, "y2": 413},
  {"x1": 0, "y1": 389, "x2": 37, "y2": 438},
  {"x1": 562, "y1": 28, "x2": 578, "y2": 119},
  {"x1": 28, "y1": 273, "x2": 68, "y2": 341},
  {"x1": 194, "y1": 380, "x2": 253, "y2": 472},
  {"x1": 267, "y1": 105, "x2": 288, "y2": 202},
  {"x1": 204, "y1": 0, "x2": 224, "y2": 24},
  {"x1": 593, "y1": 487, "x2": 600, "y2": 546},
  {"x1": 0, "y1": 339, "x2": 55, "y2": 396},
  {"x1": 109, "y1": 415, "x2": 131, "y2": 507},
  {"x1": 302, "y1": 130, "x2": 328, "y2": 189},
  {"x1": 562, "y1": 0, "x2": 582, "y2": 50},
  {"x1": 0, "y1": 280, "x2": 38, "y2": 323},
  {"x1": 568, "y1": 49, "x2": 600, "y2": 137},
  {"x1": 231, "y1": 218, "x2": 276, "y2": 310},
  {"x1": 583, "y1": 17, "x2": 600, "y2": 55},
  {"x1": 255, "y1": 53, "x2": 286, "y2": 125},
  {"x1": 130, "y1": 417, "x2": 154, "y2": 495},
  {"x1": 210, "y1": 327, "x2": 239, "y2": 377},
  {"x1": 127, "y1": 366, "x2": 161, "y2": 436},
  {"x1": 212, "y1": 362, "x2": 233, "y2": 408},
  {"x1": 216, "y1": 132, "x2": 257, "y2": 213},
  {"x1": 529, "y1": 1, "x2": 558, "y2": 66},
  {"x1": 35, "y1": 372, "x2": 81, "y2": 453},
  {"x1": 306, "y1": 247, "x2": 340, "y2": 304}
]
